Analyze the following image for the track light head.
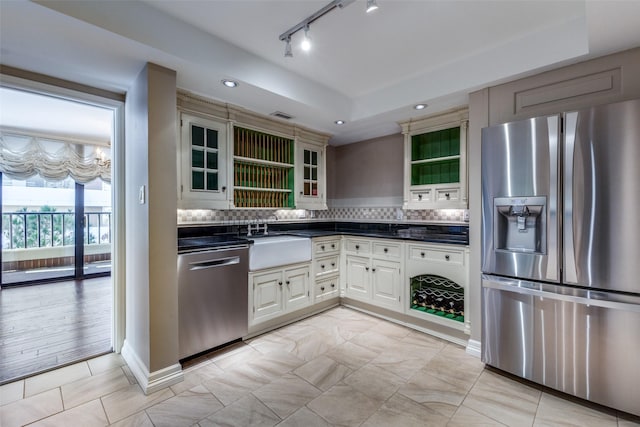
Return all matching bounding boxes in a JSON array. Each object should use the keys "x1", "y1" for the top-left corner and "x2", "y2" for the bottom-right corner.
[
  {"x1": 284, "y1": 37, "x2": 293, "y2": 57},
  {"x1": 366, "y1": 0, "x2": 379, "y2": 13},
  {"x1": 301, "y1": 25, "x2": 311, "y2": 51}
]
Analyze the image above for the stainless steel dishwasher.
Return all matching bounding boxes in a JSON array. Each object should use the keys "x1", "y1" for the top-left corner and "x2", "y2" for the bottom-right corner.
[{"x1": 177, "y1": 242, "x2": 249, "y2": 360}]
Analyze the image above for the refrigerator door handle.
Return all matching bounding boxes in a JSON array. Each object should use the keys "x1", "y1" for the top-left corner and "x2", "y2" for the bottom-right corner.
[
  {"x1": 482, "y1": 275, "x2": 640, "y2": 312},
  {"x1": 563, "y1": 112, "x2": 578, "y2": 284}
]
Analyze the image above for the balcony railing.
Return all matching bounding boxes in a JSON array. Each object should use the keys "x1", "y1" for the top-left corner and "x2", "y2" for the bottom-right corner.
[{"x1": 2, "y1": 212, "x2": 111, "y2": 249}]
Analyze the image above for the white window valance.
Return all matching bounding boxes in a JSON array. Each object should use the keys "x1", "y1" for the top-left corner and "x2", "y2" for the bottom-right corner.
[{"x1": 0, "y1": 133, "x2": 111, "y2": 183}]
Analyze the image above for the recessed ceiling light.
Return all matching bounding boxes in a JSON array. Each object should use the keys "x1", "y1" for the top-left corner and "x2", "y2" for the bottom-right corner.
[
  {"x1": 221, "y1": 79, "x2": 239, "y2": 88},
  {"x1": 414, "y1": 104, "x2": 427, "y2": 110},
  {"x1": 335, "y1": 120, "x2": 345, "y2": 125}
]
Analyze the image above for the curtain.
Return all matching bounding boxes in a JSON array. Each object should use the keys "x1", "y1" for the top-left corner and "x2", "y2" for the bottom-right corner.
[{"x1": 0, "y1": 133, "x2": 111, "y2": 183}]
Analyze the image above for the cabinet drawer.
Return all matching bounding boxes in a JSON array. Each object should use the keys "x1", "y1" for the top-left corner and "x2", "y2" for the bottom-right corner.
[
  {"x1": 372, "y1": 241, "x2": 402, "y2": 258},
  {"x1": 314, "y1": 239, "x2": 340, "y2": 255},
  {"x1": 410, "y1": 189, "x2": 432, "y2": 203},
  {"x1": 315, "y1": 276, "x2": 339, "y2": 301},
  {"x1": 436, "y1": 188, "x2": 459, "y2": 202},
  {"x1": 344, "y1": 238, "x2": 371, "y2": 254},
  {"x1": 409, "y1": 246, "x2": 464, "y2": 265},
  {"x1": 314, "y1": 255, "x2": 339, "y2": 276}
]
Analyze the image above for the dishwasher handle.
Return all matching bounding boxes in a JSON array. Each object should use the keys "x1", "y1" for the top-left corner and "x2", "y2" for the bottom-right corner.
[{"x1": 189, "y1": 256, "x2": 241, "y2": 271}]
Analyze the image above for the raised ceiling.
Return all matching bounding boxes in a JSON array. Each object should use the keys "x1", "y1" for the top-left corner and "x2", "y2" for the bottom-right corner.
[{"x1": 1, "y1": 0, "x2": 639, "y2": 145}]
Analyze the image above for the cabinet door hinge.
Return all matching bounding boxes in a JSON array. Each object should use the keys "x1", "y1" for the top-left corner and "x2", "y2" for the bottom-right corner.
[
  {"x1": 253, "y1": 306, "x2": 255, "y2": 313},
  {"x1": 180, "y1": 119, "x2": 183, "y2": 127},
  {"x1": 307, "y1": 291, "x2": 310, "y2": 296}
]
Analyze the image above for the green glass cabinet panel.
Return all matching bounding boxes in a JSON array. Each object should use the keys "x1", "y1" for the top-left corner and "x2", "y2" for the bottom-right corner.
[
  {"x1": 206, "y1": 172, "x2": 218, "y2": 191},
  {"x1": 192, "y1": 171, "x2": 205, "y2": 190},
  {"x1": 206, "y1": 129, "x2": 218, "y2": 149},
  {"x1": 206, "y1": 151, "x2": 218, "y2": 169},
  {"x1": 411, "y1": 127, "x2": 460, "y2": 161},
  {"x1": 411, "y1": 159, "x2": 460, "y2": 185},
  {"x1": 192, "y1": 149, "x2": 204, "y2": 168},
  {"x1": 311, "y1": 167, "x2": 317, "y2": 180},
  {"x1": 311, "y1": 151, "x2": 318, "y2": 166},
  {"x1": 191, "y1": 125, "x2": 204, "y2": 146}
]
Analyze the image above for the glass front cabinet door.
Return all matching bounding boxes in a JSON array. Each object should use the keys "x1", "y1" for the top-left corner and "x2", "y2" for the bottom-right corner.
[
  {"x1": 295, "y1": 139, "x2": 328, "y2": 210},
  {"x1": 400, "y1": 108, "x2": 468, "y2": 209},
  {"x1": 178, "y1": 113, "x2": 231, "y2": 209}
]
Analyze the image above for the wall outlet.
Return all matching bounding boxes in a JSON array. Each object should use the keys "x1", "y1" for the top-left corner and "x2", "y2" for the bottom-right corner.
[
  {"x1": 463, "y1": 210, "x2": 470, "y2": 222},
  {"x1": 396, "y1": 208, "x2": 404, "y2": 221}
]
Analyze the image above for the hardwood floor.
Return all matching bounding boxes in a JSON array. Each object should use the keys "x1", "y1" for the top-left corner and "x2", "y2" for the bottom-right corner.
[{"x1": 0, "y1": 277, "x2": 112, "y2": 385}]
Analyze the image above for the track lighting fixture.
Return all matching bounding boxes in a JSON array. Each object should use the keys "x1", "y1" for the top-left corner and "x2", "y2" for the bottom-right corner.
[
  {"x1": 301, "y1": 25, "x2": 311, "y2": 51},
  {"x1": 284, "y1": 37, "x2": 293, "y2": 57},
  {"x1": 279, "y1": 0, "x2": 379, "y2": 57},
  {"x1": 366, "y1": 0, "x2": 379, "y2": 13}
]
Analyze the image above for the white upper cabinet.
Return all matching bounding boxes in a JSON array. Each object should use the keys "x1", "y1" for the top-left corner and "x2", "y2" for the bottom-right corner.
[
  {"x1": 295, "y1": 141, "x2": 327, "y2": 210},
  {"x1": 178, "y1": 112, "x2": 231, "y2": 209},
  {"x1": 399, "y1": 108, "x2": 468, "y2": 209}
]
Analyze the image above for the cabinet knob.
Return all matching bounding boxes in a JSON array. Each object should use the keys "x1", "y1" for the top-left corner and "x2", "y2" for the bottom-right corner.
[
  {"x1": 420, "y1": 252, "x2": 425, "y2": 257},
  {"x1": 321, "y1": 245, "x2": 325, "y2": 250},
  {"x1": 321, "y1": 264, "x2": 325, "y2": 269},
  {"x1": 278, "y1": 281, "x2": 283, "y2": 286},
  {"x1": 320, "y1": 286, "x2": 325, "y2": 291},
  {"x1": 365, "y1": 267, "x2": 369, "y2": 271},
  {"x1": 372, "y1": 268, "x2": 376, "y2": 272},
  {"x1": 445, "y1": 255, "x2": 450, "y2": 261},
  {"x1": 445, "y1": 192, "x2": 450, "y2": 200},
  {"x1": 286, "y1": 280, "x2": 290, "y2": 285},
  {"x1": 331, "y1": 262, "x2": 335, "y2": 267},
  {"x1": 300, "y1": 191, "x2": 303, "y2": 195},
  {"x1": 331, "y1": 283, "x2": 335, "y2": 288},
  {"x1": 355, "y1": 245, "x2": 360, "y2": 249},
  {"x1": 331, "y1": 244, "x2": 335, "y2": 249},
  {"x1": 384, "y1": 248, "x2": 388, "y2": 253},
  {"x1": 418, "y1": 194, "x2": 422, "y2": 200},
  {"x1": 222, "y1": 186, "x2": 227, "y2": 192}
]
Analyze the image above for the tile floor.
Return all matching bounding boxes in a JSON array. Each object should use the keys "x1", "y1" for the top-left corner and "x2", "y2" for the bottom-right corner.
[{"x1": 1, "y1": 306, "x2": 638, "y2": 427}]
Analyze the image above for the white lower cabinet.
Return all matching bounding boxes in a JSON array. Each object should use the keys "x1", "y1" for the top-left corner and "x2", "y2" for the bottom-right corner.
[
  {"x1": 314, "y1": 275, "x2": 339, "y2": 302},
  {"x1": 344, "y1": 238, "x2": 403, "y2": 312},
  {"x1": 371, "y1": 258, "x2": 402, "y2": 309},
  {"x1": 250, "y1": 264, "x2": 311, "y2": 326},
  {"x1": 345, "y1": 255, "x2": 370, "y2": 299}
]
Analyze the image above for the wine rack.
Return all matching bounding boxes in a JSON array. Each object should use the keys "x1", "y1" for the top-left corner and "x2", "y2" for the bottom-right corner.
[
  {"x1": 410, "y1": 274, "x2": 464, "y2": 323},
  {"x1": 233, "y1": 126, "x2": 294, "y2": 208}
]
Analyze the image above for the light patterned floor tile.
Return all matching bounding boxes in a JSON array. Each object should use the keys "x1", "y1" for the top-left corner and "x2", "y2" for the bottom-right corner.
[
  {"x1": 307, "y1": 383, "x2": 382, "y2": 427},
  {"x1": 108, "y1": 410, "x2": 154, "y2": 427},
  {"x1": 293, "y1": 355, "x2": 352, "y2": 391},
  {"x1": 361, "y1": 393, "x2": 451, "y2": 427},
  {"x1": 61, "y1": 366, "x2": 130, "y2": 409},
  {"x1": 101, "y1": 383, "x2": 174, "y2": 424},
  {"x1": 252, "y1": 373, "x2": 321, "y2": 419},
  {"x1": 200, "y1": 394, "x2": 280, "y2": 427},
  {"x1": 28, "y1": 398, "x2": 107, "y2": 427},
  {"x1": 276, "y1": 407, "x2": 331, "y2": 427},
  {"x1": 349, "y1": 329, "x2": 403, "y2": 353},
  {"x1": 169, "y1": 362, "x2": 224, "y2": 395},
  {"x1": 87, "y1": 352, "x2": 126, "y2": 375},
  {"x1": 247, "y1": 332, "x2": 297, "y2": 355},
  {"x1": 325, "y1": 340, "x2": 379, "y2": 370},
  {"x1": 463, "y1": 370, "x2": 541, "y2": 427},
  {"x1": 146, "y1": 385, "x2": 223, "y2": 427},
  {"x1": 343, "y1": 363, "x2": 406, "y2": 402},
  {"x1": 24, "y1": 362, "x2": 91, "y2": 397},
  {"x1": 202, "y1": 364, "x2": 271, "y2": 406},
  {"x1": 0, "y1": 380, "x2": 24, "y2": 406},
  {"x1": 0, "y1": 388, "x2": 63, "y2": 427},
  {"x1": 246, "y1": 350, "x2": 306, "y2": 380},
  {"x1": 448, "y1": 405, "x2": 508, "y2": 426},
  {"x1": 398, "y1": 369, "x2": 470, "y2": 418},
  {"x1": 369, "y1": 349, "x2": 432, "y2": 380},
  {"x1": 210, "y1": 342, "x2": 262, "y2": 371},
  {"x1": 534, "y1": 392, "x2": 617, "y2": 427}
]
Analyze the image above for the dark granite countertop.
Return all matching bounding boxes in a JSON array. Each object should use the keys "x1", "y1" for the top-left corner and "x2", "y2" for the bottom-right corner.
[{"x1": 178, "y1": 221, "x2": 468, "y2": 250}]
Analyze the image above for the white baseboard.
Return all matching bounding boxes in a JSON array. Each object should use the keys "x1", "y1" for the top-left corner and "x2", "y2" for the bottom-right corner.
[
  {"x1": 121, "y1": 340, "x2": 184, "y2": 395},
  {"x1": 466, "y1": 339, "x2": 482, "y2": 359}
]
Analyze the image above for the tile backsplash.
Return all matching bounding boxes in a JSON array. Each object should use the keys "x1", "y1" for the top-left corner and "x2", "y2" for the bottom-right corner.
[{"x1": 178, "y1": 207, "x2": 468, "y2": 225}]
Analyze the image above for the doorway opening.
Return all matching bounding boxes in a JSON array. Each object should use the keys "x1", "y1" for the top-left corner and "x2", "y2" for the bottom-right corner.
[{"x1": 0, "y1": 84, "x2": 119, "y2": 384}]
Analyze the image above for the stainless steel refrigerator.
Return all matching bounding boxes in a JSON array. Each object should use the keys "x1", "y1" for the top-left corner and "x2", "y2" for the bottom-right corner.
[{"x1": 481, "y1": 98, "x2": 640, "y2": 416}]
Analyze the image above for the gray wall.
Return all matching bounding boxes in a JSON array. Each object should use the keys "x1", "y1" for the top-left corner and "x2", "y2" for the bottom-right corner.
[
  {"x1": 328, "y1": 133, "x2": 403, "y2": 205},
  {"x1": 467, "y1": 47, "x2": 640, "y2": 345},
  {"x1": 125, "y1": 63, "x2": 179, "y2": 373}
]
